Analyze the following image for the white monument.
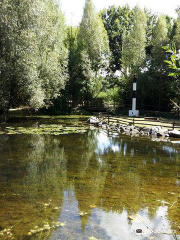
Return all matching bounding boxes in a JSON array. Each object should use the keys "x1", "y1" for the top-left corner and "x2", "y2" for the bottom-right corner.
[{"x1": 129, "y1": 75, "x2": 139, "y2": 117}]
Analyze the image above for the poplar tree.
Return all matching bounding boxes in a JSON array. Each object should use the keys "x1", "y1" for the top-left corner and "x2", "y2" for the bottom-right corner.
[
  {"x1": 78, "y1": 0, "x2": 109, "y2": 71},
  {"x1": 76, "y1": 0, "x2": 109, "y2": 103},
  {"x1": 122, "y1": 6, "x2": 147, "y2": 76},
  {"x1": 152, "y1": 15, "x2": 168, "y2": 65}
]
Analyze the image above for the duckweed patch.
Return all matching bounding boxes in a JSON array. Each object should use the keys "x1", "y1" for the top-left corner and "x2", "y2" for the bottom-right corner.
[
  {"x1": 0, "y1": 227, "x2": 14, "y2": 239},
  {"x1": 9, "y1": 114, "x2": 91, "y2": 120},
  {"x1": 0, "y1": 124, "x2": 89, "y2": 135},
  {"x1": 28, "y1": 221, "x2": 65, "y2": 236}
]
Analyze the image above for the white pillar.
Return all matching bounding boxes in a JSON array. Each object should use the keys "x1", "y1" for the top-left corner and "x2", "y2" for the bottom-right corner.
[
  {"x1": 132, "y1": 98, "x2": 136, "y2": 111},
  {"x1": 129, "y1": 75, "x2": 139, "y2": 117}
]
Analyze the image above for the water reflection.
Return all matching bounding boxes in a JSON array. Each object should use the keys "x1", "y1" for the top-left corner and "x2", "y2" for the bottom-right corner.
[
  {"x1": 0, "y1": 126, "x2": 180, "y2": 239},
  {"x1": 98, "y1": 206, "x2": 172, "y2": 240}
]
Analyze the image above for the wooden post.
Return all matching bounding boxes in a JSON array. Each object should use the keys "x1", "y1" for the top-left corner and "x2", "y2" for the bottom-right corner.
[
  {"x1": 133, "y1": 118, "x2": 135, "y2": 126},
  {"x1": 173, "y1": 121, "x2": 175, "y2": 130},
  {"x1": 108, "y1": 112, "x2": 110, "y2": 125}
]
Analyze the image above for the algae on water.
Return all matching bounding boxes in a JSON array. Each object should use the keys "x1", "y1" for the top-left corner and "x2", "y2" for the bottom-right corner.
[{"x1": 0, "y1": 124, "x2": 89, "y2": 136}]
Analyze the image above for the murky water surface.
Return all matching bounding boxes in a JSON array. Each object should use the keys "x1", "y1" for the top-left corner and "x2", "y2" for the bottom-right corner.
[{"x1": 0, "y1": 118, "x2": 180, "y2": 240}]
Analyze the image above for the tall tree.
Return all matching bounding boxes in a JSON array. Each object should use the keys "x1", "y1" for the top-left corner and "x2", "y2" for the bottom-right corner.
[
  {"x1": 145, "y1": 9, "x2": 158, "y2": 56},
  {"x1": 151, "y1": 15, "x2": 168, "y2": 111},
  {"x1": 120, "y1": 7, "x2": 147, "y2": 108},
  {"x1": 36, "y1": 0, "x2": 68, "y2": 108},
  {"x1": 122, "y1": 6, "x2": 147, "y2": 76},
  {"x1": 66, "y1": 26, "x2": 80, "y2": 106},
  {"x1": 0, "y1": 0, "x2": 68, "y2": 120},
  {"x1": 100, "y1": 5, "x2": 134, "y2": 73},
  {"x1": 78, "y1": 0, "x2": 109, "y2": 71},
  {"x1": 174, "y1": 9, "x2": 180, "y2": 49},
  {"x1": 77, "y1": 0, "x2": 109, "y2": 103}
]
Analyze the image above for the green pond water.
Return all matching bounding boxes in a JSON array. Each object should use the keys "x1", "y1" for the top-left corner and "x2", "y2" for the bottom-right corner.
[{"x1": 0, "y1": 118, "x2": 180, "y2": 240}]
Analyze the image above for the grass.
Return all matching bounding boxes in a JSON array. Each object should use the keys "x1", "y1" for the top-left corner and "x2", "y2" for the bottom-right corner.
[{"x1": 8, "y1": 107, "x2": 91, "y2": 120}]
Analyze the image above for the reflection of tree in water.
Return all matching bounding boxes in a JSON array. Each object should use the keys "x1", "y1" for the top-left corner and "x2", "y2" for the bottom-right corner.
[
  {"x1": 68, "y1": 131, "x2": 180, "y2": 232},
  {"x1": 0, "y1": 134, "x2": 67, "y2": 239},
  {"x1": 58, "y1": 131, "x2": 108, "y2": 230},
  {"x1": 0, "y1": 131, "x2": 180, "y2": 238},
  {"x1": 24, "y1": 135, "x2": 67, "y2": 200}
]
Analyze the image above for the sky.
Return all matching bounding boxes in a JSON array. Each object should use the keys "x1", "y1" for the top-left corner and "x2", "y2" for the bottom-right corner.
[{"x1": 60, "y1": 0, "x2": 180, "y2": 26}]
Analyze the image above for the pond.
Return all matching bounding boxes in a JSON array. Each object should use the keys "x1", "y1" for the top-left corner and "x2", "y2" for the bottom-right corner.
[{"x1": 0, "y1": 118, "x2": 180, "y2": 240}]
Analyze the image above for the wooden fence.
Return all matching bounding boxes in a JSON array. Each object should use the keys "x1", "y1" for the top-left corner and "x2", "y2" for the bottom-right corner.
[{"x1": 97, "y1": 114, "x2": 180, "y2": 130}]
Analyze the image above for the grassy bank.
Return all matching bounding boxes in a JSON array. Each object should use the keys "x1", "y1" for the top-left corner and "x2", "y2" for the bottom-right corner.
[{"x1": 8, "y1": 108, "x2": 91, "y2": 121}]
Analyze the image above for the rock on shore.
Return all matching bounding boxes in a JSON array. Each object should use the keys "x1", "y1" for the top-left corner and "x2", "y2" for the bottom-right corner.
[
  {"x1": 169, "y1": 130, "x2": 180, "y2": 138},
  {"x1": 88, "y1": 117, "x2": 180, "y2": 140}
]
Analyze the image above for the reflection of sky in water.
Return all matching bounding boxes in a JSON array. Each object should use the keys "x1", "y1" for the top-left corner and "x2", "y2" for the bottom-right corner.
[
  {"x1": 1, "y1": 122, "x2": 180, "y2": 240},
  {"x1": 95, "y1": 132, "x2": 124, "y2": 155},
  {"x1": 95, "y1": 132, "x2": 113, "y2": 154},
  {"x1": 51, "y1": 191, "x2": 174, "y2": 240},
  {"x1": 98, "y1": 206, "x2": 172, "y2": 240},
  {"x1": 163, "y1": 145, "x2": 178, "y2": 155},
  {"x1": 50, "y1": 131, "x2": 180, "y2": 240},
  {"x1": 94, "y1": 131, "x2": 180, "y2": 160}
]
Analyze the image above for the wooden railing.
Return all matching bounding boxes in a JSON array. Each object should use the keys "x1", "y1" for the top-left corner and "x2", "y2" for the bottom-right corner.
[{"x1": 98, "y1": 114, "x2": 180, "y2": 130}]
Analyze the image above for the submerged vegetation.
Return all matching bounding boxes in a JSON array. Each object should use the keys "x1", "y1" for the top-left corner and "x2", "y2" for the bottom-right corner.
[
  {"x1": 0, "y1": 124, "x2": 89, "y2": 135},
  {"x1": 0, "y1": 123, "x2": 180, "y2": 239}
]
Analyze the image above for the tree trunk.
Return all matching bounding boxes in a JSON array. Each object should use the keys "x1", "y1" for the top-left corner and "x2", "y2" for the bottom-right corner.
[
  {"x1": 178, "y1": 97, "x2": 180, "y2": 117},
  {"x1": 158, "y1": 75, "x2": 162, "y2": 113},
  {"x1": 0, "y1": 108, "x2": 9, "y2": 122}
]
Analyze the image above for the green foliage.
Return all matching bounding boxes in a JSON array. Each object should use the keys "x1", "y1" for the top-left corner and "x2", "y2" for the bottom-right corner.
[
  {"x1": 163, "y1": 43, "x2": 180, "y2": 76},
  {"x1": 174, "y1": 9, "x2": 180, "y2": 49},
  {"x1": 36, "y1": 0, "x2": 68, "y2": 106},
  {"x1": 0, "y1": 0, "x2": 179, "y2": 117},
  {"x1": 122, "y1": 6, "x2": 147, "y2": 79},
  {"x1": 138, "y1": 15, "x2": 170, "y2": 112},
  {"x1": 100, "y1": 5, "x2": 134, "y2": 72},
  {"x1": 66, "y1": 0, "x2": 110, "y2": 105},
  {"x1": 98, "y1": 87, "x2": 120, "y2": 111},
  {"x1": 145, "y1": 9, "x2": 158, "y2": 50},
  {"x1": 65, "y1": 26, "x2": 82, "y2": 106},
  {"x1": 152, "y1": 15, "x2": 168, "y2": 68},
  {"x1": 0, "y1": 0, "x2": 68, "y2": 119},
  {"x1": 78, "y1": 0, "x2": 109, "y2": 71}
]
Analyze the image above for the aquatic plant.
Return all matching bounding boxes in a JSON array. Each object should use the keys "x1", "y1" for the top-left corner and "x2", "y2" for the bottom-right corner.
[{"x1": 0, "y1": 124, "x2": 89, "y2": 136}]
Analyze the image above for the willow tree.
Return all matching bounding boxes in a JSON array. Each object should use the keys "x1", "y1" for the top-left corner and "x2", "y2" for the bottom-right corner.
[
  {"x1": 77, "y1": 0, "x2": 109, "y2": 103},
  {"x1": 36, "y1": 0, "x2": 68, "y2": 108},
  {"x1": 0, "y1": 0, "x2": 68, "y2": 120}
]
